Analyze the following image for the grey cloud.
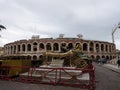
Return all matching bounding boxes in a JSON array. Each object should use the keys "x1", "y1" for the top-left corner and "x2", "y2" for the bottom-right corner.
[{"x1": 0, "y1": 0, "x2": 120, "y2": 49}]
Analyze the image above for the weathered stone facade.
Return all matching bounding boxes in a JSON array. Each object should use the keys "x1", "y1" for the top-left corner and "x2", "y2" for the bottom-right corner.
[
  {"x1": 4, "y1": 36, "x2": 116, "y2": 61},
  {"x1": 0, "y1": 47, "x2": 4, "y2": 59}
]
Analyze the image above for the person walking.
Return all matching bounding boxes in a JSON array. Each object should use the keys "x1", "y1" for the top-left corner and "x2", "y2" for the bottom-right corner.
[{"x1": 117, "y1": 57, "x2": 120, "y2": 68}]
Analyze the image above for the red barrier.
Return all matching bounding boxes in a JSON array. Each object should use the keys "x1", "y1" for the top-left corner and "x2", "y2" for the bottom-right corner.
[{"x1": 0, "y1": 65, "x2": 95, "y2": 90}]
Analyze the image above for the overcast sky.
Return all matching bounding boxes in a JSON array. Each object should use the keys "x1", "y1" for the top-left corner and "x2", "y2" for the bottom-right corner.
[{"x1": 0, "y1": 0, "x2": 120, "y2": 49}]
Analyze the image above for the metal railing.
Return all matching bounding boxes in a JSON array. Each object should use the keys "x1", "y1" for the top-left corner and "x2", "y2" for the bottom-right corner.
[{"x1": 0, "y1": 65, "x2": 95, "y2": 90}]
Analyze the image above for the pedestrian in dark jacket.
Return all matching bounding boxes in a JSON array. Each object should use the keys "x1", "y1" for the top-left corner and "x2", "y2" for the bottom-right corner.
[{"x1": 117, "y1": 58, "x2": 120, "y2": 68}]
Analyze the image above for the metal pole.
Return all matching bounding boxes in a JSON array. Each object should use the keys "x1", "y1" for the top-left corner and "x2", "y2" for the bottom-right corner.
[{"x1": 112, "y1": 23, "x2": 120, "y2": 43}]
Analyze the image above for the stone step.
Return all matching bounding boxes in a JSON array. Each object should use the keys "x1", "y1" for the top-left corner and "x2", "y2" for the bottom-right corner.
[
  {"x1": 50, "y1": 59, "x2": 64, "y2": 67},
  {"x1": 42, "y1": 73, "x2": 89, "y2": 81}
]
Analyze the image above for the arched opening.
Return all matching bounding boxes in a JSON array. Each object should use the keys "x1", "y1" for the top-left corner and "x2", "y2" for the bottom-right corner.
[
  {"x1": 47, "y1": 56, "x2": 52, "y2": 63},
  {"x1": 91, "y1": 55, "x2": 95, "y2": 60},
  {"x1": 33, "y1": 55, "x2": 37, "y2": 60},
  {"x1": 109, "y1": 45, "x2": 111, "y2": 52},
  {"x1": 105, "y1": 45, "x2": 108, "y2": 52},
  {"x1": 96, "y1": 55, "x2": 100, "y2": 62},
  {"x1": 96, "y1": 43, "x2": 99, "y2": 53},
  {"x1": 22, "y1": 44, "x2": 26, "y2": 51},
  {"x1": 33, "y1": 42, "x2": 37, "y2": 51},
  {"x1": 14, "y1": 45, "x2": 16, "y2": 54},
  {"x1": 106, "y1": 56, "x2": 109, "y2": 61},
  {"x1": 102, "y1": 55, "x2": 106, "y2": 63},
  {"x1": 89, "y1": 42, "x2": 94, "y2": 52},
  {"x1": 31, "y1": 55, "x2": 38, "y2": 67},
  {"x1": 110, "y1": 55, "x2": 112, "y2": 60},
  {"x1": 102, "y1": 55, "x2": 105, "y2": 58},
  {"x1": 11, "y1": 46, "x2": 13, "y2": 54},
  {"x1": 27, "y1": 44, "x2": 31, "y2": 51},
  {"x1": 61, "y1": 43, "x2": 67, "y2": 52},
  {"x1": 67, "y1": 43, "x2": 73, "y2": 50},
  {"x1": 75, "y1": 43, "x2": 81, "y2": 47},
  {"x1": 18, "y1": 45, "x2": 20, "y2": 52},
  {"x1": 39, "y1": 43, "x2": 44, "y2": 50},
  {"x1": 83, "y1": 43, "x2": 87, "y2": 51},
  {"x1": 46, "y1": 43, "x2": 51, "y2": 51},
  {"x1": 75, "y1": 43, "x2": 82, "y2": 51},
  {"x1": 101, "y1": 44, "x2": 104, "y2": 52},
  {"x1": 112, "y1": 45, "x2": 115, "y2": 52},
  {"x1": 53, "y1": 43, "x2": 59, "y2": 51},
  {"x1": 5, "y1": 47, "x2": 8, "y2": 54},
  {"x1": 8, "y1": 46, "x2": 10, "y2": 54},
  {"x1": 36, "y1": 55, "x2": 44, "y2": 66},
  {"x1": 27, "y1": 55, "x2": 31, "y2": 60},
  {"x1": 39, "y1": 55, "x2": 44, "y2": 60},
  {"x1": 113, "y1": 56, "x2": 116, "y2": 59}
]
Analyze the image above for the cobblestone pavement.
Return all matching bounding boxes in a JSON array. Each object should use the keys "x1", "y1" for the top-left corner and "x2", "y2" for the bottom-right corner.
[
  {"x1": 0, "y1": 63, "x2": 120, "y2": 90},
  {"x1": 103, "y1": 64, "x2": 120, "y2": 73},
  {"x1": 0, "y1": 81, "x2": 86, "y2": 90},
  {"x1": 95, "y1": 63, "x2": 120, "y2": 90}
]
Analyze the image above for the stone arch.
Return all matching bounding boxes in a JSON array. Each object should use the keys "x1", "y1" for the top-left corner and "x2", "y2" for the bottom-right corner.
[
  {"x1": 27, "y1": 55, "x2": 31, "y2": 60},
  {"x1": 110, "y1": 55, "x2": 112, "y2": 60},
  {"x1": 101, "y1": 44, "x2": 104, "y2": 52},
  {"x1": 75, "y1": 43, "x2": 81, "y2": 47},
  {"x1": 106, "y1": 56, "x2": 109, "y2": 60},
  {"x1": 11, "y1": 45, "x2": 13, "y2": 54},
  {"x1": 95, "y1": 43, "x2": 99, "y2": 52},
  {"x1": 18, "y1": 45, "x2": 21, "y2": 52},
  {"x1": 39, "y1": 43, "x2": 44, "y2": 50},
  {"x1": 39, "y1": 55, "x2": 44, "y2": 60},
  {"x1": 46, "y1": 43, "x2": 52, "y2": 50},
  {"x1": 61, "y1": 42, "x2": 67, "y2": 52},
  {"x1": 109, "y1": 45, "x2": 111, "y2": 52},
  {"x1": 89, "y1": 42, "x2": 94, "y2": 52},
  {"x1": 33, "y1": 42, "x2": 38, "y2": 51},
  {"x1": 83, "y1": 43, "x2": 88, "y2": 51},
  {"x1": 112, "y1": 45, "x2": 115, "y2": 52},
  {"x1": 13, "y1": 45, "x2": 16, "y2": 54},
  {"x1": 105, "y1": 44, "x2": 108, "y2": 52},
  {"x1": 33, "y1": 55, "x2": 37, "y2": 60},
  {"x1": 67, "y1": 43, "x2": 74, "y2": 50},
  {"x1": 96, "y1": 55, "x2": 100, "y2": 61},
  {"x1": 5, "y1": 46, "x2": 7, "y2": 54},
  {"x1": 75, "y1": 43, "x2": 82, "y2": 50},
  {"x1": 102, "y1": 55, "x2": 105, "y2": 58},
  {"x1": 27, "y1": 44, "x2": 31, "y2": 51},
  {"x1": 22, "y1": 44, "x2": 26, "y2": 51},
  {"x1": 113, "y1": 56, "x2": 116, "y2": 59},
  {"x1": 38, "y1": 55, "x2": 44, "y2": 65},
  {"x1": 8, "y1": 46, "x2": 10, "y2": 54},
  {"x1": 53, "y1": 43, "x2": 59, "y2": 51},
  {"x1": 32, "y1": 55, "x2": 39, "y2": 67},
  {"x1": 91, "y1": 55, "x2": 95, "y2": 60}
]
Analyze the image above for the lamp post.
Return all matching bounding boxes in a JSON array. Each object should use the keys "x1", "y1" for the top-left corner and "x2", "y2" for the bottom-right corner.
[
  {"x1": 0, "y1": 24, "x2": 6, "y2": 30},
  {"x1": 112, "y1": 22, "x2": 120, "y2": 43},
  {"x1": 0, "y1": 24, "x2": 6, "y2": 37}
]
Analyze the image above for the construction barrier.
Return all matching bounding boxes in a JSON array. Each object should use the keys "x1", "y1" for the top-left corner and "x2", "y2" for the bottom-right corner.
[{"x1": 0, "y1": 65, "x2": 95, "y2": 90}]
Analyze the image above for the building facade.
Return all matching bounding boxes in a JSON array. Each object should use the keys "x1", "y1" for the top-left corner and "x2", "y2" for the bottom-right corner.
[
  {"x1": 0, "y1": 47, "x2": 4, "y2": 60},
  {"x1": 4, "y1": 35, "x2": 117, "y2": 61}
]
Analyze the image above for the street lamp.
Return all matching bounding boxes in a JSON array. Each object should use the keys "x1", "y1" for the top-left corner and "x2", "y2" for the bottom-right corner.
[
  {"x1": 112, "y1": 22, "x2": 120, "y2": 43},
  {"x1": 0, "y1": 24, "x2": 6, "y2": 37},
  {"x1": 0, "y1": 25, "x2": 6, "y2": 30}
]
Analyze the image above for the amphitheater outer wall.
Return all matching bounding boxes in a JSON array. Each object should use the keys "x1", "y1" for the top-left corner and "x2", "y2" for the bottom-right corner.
[{"x1": 4, "y1": 38, "x2": 117, "y2": 61}]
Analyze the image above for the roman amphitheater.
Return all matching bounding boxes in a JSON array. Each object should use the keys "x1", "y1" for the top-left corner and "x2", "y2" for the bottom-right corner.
[{"x1": 4, "y1": 34, "x2": 117, "y2": 63}]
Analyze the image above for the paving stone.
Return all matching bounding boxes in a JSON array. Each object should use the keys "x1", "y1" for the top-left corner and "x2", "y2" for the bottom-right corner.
[{"x1": 0, "y1": 63, "x2": 120, "y2": 90}]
